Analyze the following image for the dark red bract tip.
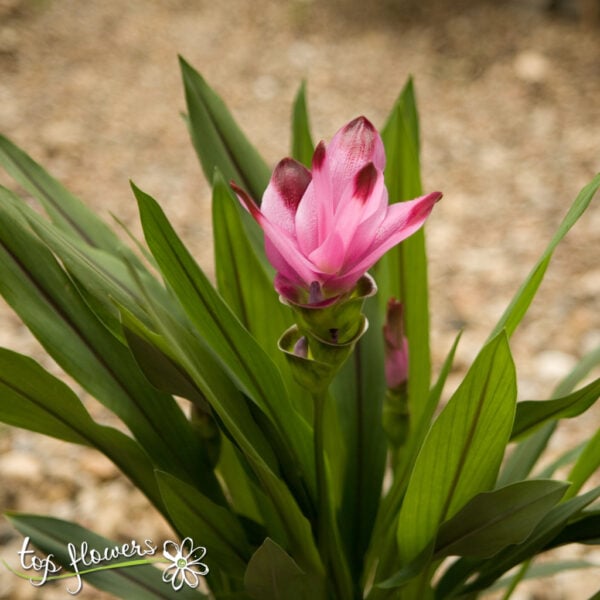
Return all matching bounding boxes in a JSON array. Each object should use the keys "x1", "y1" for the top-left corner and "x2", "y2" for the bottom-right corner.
[
  {"x1": 312, "y1": 141, "x2": 326, "y2": 170},
  {"x1": 354, "y1": 162, "x2": 378, "y2": 202},
  {"x1": 272, "y1": 158, "x2": 311, "y2": 211}
]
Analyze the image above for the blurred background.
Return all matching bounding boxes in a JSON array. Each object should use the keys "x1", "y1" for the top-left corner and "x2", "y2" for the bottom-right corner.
[{"x1": 0, "y1": 0, "x2": 598, "y2": 597}]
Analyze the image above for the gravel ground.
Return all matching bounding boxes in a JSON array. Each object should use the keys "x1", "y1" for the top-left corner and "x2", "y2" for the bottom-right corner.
[{"x1": 0, "y1": 0, "x2": 599, "y2": 598}]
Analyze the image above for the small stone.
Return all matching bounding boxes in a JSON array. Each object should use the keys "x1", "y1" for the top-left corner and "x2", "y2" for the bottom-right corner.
[
  {"x1": 534, "y1": 350, "x2": 577, "y2": 383},
  {"x1": 0, "y1": 450, "x2": 43, "y2": 481},
  {"x1": 514, "y1": 50, "x2": 550, "y2": 83},
  {"x1": 40, "y1": 120, "x2": 83, "y2": 150}
]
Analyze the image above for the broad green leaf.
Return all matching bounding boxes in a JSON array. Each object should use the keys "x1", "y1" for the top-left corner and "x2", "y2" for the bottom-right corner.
[
  {"x1": 490, "y1": 173, "x2": 600, "y2": 340},
  {"x1": 332, "y1": 297, "x2": 388, "y2": 576},
  {"x1": 0, "y1": 135, "x2": 143, "y2": 267},
  {"x1": 434, "y1": 480, "x2": 569, "y2": 558},
  {"x1": 133, "y1": 183, "x2": 315, "y2": 506},
  {"x1": 180, "y1": 56, "x2": 270, "y2": 200},
  {"x1": 437, "y1": 485, "x2": 600, "y2": 597},
  {"x1": 511, "y1": 377, "x2": 600, "y2": 440},
  {"x1": 291, "y1": 82, "x2": 314, "y2": 168},
  {"x1": 0, "y1": 348, "x2": 164, "y2": 511},
  {"x1": 210, "y1": 172, "x2": 309, "y2": 416},
  {"x1": 397, "y1": 332, "x2": 517, "y2": 564},
  {"x1": 4, "y1": 513, "x2": 206, "y2": 599},
  {"x1": 0, "y1": 196, "x2": 219, "y2": 498},
  {"x1": 244, "y1": 538, "x2": 325, "y2": 600},
  {"x1": 3, "y1": 186, "x2": 168, "y2": 338},
  {"x1": 378, "y1": 77, "x2": 432, "y2": 431},
  {"x1": 156, "y1": 471, "x2": 253, "y2": 579},
  {"x1": 125, "y1": 265, "x2": 323, "y2": 575}
]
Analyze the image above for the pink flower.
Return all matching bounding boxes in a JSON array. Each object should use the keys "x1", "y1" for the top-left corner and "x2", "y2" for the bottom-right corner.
[
  {"x1": 383, "y1": 298, "x2": 409, "y2": 389},
  {"x1": 233, "y1": 116, "x2": 441, "y2": 306}
]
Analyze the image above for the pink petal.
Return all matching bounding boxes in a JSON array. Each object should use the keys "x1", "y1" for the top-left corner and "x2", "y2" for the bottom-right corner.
[
  {"x1": 232, "y1": 182, "x2": 318, "y2": 285},
  {"x1": 262, "y1": 158, "x2": 311, "y2": 237},
  {"x1": 339, "y1": 191, "x2": 442, "y2": 286},
  {"x1": 333, "y1": 163, "x2": 387, "y2": 253},
  {"x1": 326, "y1": 117, "x2": 386, "y2": 207},
  {"x1": 295, "y1": 142, "x2": 334, "y2": 255},
  {"x1": 308, "y1": 230, "x2": 346, "y2": 274}
]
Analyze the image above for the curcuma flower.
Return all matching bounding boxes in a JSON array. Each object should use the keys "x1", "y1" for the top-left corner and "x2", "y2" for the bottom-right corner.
[{"x1": 233, "y1": 116, "x2": 441, "y2": 306}]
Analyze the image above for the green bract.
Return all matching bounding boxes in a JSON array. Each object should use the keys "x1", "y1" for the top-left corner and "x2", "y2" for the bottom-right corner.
[{"x1": 0, "y1": 58, "x2": 599, "y2": 599}]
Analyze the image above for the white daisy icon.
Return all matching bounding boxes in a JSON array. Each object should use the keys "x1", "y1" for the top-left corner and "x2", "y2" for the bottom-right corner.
[{"x1": 162, "y1": 538, "x2": 209, "y2": 591}]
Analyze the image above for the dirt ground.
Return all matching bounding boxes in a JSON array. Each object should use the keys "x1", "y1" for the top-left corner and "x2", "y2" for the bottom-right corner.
[{"x1": 0, "y1": 0, "x2": 599, "y2": 598}]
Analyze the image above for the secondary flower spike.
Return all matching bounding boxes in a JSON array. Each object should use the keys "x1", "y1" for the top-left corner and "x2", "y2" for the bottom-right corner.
[
  {"x1": 383, "y1": 298, "x2": 409, "y2": 389},
  {"x1": 232, "y1": 116, "x2": 442, "y2": 305}
]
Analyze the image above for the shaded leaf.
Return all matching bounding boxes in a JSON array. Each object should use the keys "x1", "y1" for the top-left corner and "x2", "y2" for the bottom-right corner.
[
  {"x1": 180, "y1": 56, "x2": 270, "y2": 200},
  {"x1": 133, "y1": 183, "x2": 315, "y2": 506},
  {"x1": 156, "y1": 471, "x2": 253, "y2": 579},
  {"x1": 0, "y1": 135, "x2": 142, "y2": 267},
  {"x1": 244, "y1": 538, "x2": 325, "y2": 600},
  {"x1": 0, "y1": 348, "x2": 164, "y2": 512},
  {"x1": 434, "y1": 480, "x2": 569, "y2": 558},
  {"x1": 0, "y1": 195, "x2": 215, "y2": 496}
]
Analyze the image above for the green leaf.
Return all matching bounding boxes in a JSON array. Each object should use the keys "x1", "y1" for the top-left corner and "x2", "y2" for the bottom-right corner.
[
  {"x1": 156, "y1": 471, "x2": 253, "y2": 579},
  {"x1": 124, "y1": 263, "x2": 322, "y2": 576},
  {"x1": 133, "y1": 183, "x2": 315, "y2": 505},
  {"x1": 397, "y1": 332, "x2": 517, "y2": 564},
  {"x1": 499, "y1": 344, "x2": 600, "y2": 487},
  {"x1": 511, "y1": 377, "x2": 600, "y2": 440},
  {"x1": 490, "y1": 173, "x2": 600, "y2": 340},
  {"x1": 4, "y1": 186, "x2": 168, "y2": 338},
  {"x1": 122, "y1": 322, "x2": 209, "y2": 410},
  {"x1": 0, "y1": 348, "x2": 164, "y2": 512},
  {"x1": 378, "y1": 77, "x2": 432, "y2": 431},
  {"x1": 4, "y1": 513, "x2": 206, "y2": 599},
  {"x1": 331, "y1": 297, "x2": 388, "y2": 576},
  {"x1": 437, "y1": 485, "x2": 600, "y2": 596},
  {"x1": 244, "y1": 538, "x2": 325, "y2": 600},
  {"x1": 0, "y1": 193, "x2": 219, "y2": 498},
  {"x1": 366, "y1": 332, "x2": 463, "y2": 588},
  {"x1": 565, "y1": 427, "x2": 600, "y2": 499},
  {"x1": 545, "y1": 510, "x2": 600, "y2": 548},
  {"x1": 291, "y1": 81, "x2": 314, "y2": 168},
  {"x1": 434, "y1": 480, "x2": 569, "y2": 558},
  {"x1": 0, "y1": 135, "x2": 143, "y2": 267},
  {"x1": 180, "y1": 56, "x2": 270, "y2": 200}
]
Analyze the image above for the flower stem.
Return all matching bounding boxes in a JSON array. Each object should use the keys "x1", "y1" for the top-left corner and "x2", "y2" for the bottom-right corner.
[{"x1": 313, "y1": 391, "x2": 354, "y2": 599}]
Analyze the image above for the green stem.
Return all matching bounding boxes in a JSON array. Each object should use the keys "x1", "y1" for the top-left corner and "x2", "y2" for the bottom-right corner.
[{"x1": 313, "y1": 391, "x2": 355, "y2": 599}]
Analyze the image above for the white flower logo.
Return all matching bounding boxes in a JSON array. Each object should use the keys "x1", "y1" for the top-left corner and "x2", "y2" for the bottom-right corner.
[{"x1": 162, "y1": 538, "x2": 209, "y2": 591}]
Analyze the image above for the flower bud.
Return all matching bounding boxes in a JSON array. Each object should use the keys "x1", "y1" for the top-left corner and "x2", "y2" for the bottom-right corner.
[{"x1": 383, "y1": 298, "x2": 409, "y2": 390}]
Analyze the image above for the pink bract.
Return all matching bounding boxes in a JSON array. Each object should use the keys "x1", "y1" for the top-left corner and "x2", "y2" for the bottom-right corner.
[
  {"x1": 383, "y1": 298, "x2": 409, "y2": 389},
  {"x1": 233, "y1": 116, "x2": 441, "y2": 306}
]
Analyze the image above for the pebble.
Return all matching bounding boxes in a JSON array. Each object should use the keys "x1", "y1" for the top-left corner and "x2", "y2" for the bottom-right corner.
[
  {"x1": 0, "y1": 450, "x2": 43, "y2": 481},
  {"x1": 534, "y1": 350, "x2": 578, "y2": 382},
  {"x1": 514, "y1": 50, "x2": 550, "y2": 83}
]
